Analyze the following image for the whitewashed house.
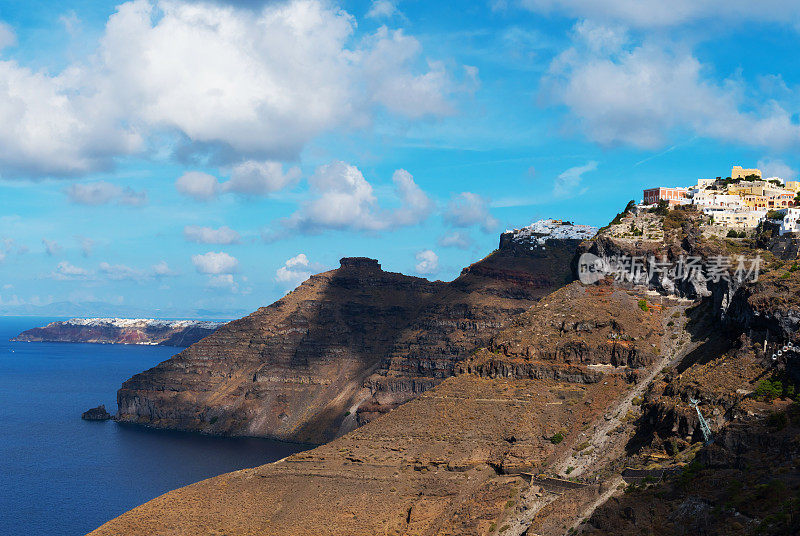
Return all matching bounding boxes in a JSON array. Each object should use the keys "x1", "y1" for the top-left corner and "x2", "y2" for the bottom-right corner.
[{"x1": 780, "y1": 208, "x2": 800, "y2": 236}]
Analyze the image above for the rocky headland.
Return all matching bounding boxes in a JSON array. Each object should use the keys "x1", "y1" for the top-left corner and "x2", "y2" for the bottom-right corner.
[
  {"x1": 12, "y1": 318, "x2": 223, "y2": 347},
  {"x1": 91, "y1": 210, "x2": 800, "y2": 536}
]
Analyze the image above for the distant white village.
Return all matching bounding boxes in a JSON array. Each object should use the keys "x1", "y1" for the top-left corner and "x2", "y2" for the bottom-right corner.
[{"x1": 643, "y1": 165, "x2": 800, "y2": 235}]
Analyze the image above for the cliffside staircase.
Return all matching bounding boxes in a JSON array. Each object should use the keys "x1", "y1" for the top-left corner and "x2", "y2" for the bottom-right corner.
[{"x1": 689, "y1": 398, "x2": 713, "y2": 445}]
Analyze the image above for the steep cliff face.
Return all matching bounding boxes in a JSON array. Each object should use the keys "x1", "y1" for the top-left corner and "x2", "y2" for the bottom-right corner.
[
  {"x1": 117, "y1": 228, "x2": 586, "y2": 443},
  {"x1": 12, "y1": 318, "x2": 222, "y2": 347}
]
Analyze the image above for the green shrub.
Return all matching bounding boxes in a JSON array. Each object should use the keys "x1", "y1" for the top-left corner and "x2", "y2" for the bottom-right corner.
[
  {"x1": 727, "y1": 229, "x2": 739, "y2": 238},
  {"x1": 565, "y1": 466, "x2": 574, "y2": 474},
  {"x1": 755, "y1": 379, "x2": 784, "y2": 401},
  {"x1": 550, "y1": 432, "x2": 565, "y2": 444},
  {"x1": 638, "y1": 299, "x2": 649, "y2": 312}
]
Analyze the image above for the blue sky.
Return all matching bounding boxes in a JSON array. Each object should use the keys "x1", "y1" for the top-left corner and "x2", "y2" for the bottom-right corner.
[{"x1": 1, "y1": 0, "x2": 800, "y2": 317}]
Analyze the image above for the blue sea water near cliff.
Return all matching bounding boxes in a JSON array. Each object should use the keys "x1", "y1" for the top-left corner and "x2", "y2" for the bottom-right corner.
[{"x1": 0, "y1": 317, "x2": 309, "y2": 536}]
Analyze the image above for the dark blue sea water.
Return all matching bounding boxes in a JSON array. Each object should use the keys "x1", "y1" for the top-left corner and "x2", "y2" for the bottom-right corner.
[{"x1": 0, "y1": 317, "x2": 309, "y2": 536}]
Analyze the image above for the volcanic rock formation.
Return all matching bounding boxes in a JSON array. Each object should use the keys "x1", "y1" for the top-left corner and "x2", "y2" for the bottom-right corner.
[{"x1": 116, "y1": 223, "x2": 589, "y2": 444}]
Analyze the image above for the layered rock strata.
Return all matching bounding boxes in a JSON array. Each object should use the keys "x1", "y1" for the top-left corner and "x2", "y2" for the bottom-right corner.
[{"x1": 116, "y1": 222, "x2": 590, "y2": 443}]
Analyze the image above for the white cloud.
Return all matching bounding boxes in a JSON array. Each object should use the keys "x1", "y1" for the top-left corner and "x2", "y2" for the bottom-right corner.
[
  {"x1": 175, "y1": 171, "x2": 220, "y2": 201},
  {"x1": 42, "y1": 238, "x2": 63, "y2": 257},
  {"x1": 366, "y1": 0, "x2": 397, "y2": 19},
  {"x1": 361, "y1": 27, "x2": 454, "y2": 119},
  {"x1": 53, "y1": 261, "x2": 90, "y2": 279},
  {"x1": 66, "y1": 182, "x2": 120, "y2": 205},
  {"x1": 758, "y1": 158, "x2": 797, "y2": 181},
  {"x1": 206, "y1": 274, "x2": 238, "y2": 291},
  {"x1": 177, "y1": 162, "x2": 300, "y2": 200},
  {"x1": 99, "y1": 261, "x2": 144, "y2": 281},
  {"x1": 78, "y1": 237, "x2": 95, "y2": 257},
  {"x1": 0, "y1": 21, "x2": 17, "y2": 51},
  {"x1": 516, "y1": 0, "x2": 800, "y2": 28},
  {"x1": 99, "y1": 0, "x2": 452, "y2": 160},
  {"x1": 119, "y1": 186, "x2": 148, "y2": 206},
  {"x1": 152, "y1": 260, "x2": 177, "y2": 276},
  {"x1": 553, "y1": 161, "x2": 597, "y2": 198},
  {"x1": 444, "y1": 192, "x2": 498, "y2": 233},
  {"x1": 414, "y1": 249, "x2": 439, "y2": 275},
  {"x1": 389, "y1": 169, "x2": 435, "y2": 226},
  {"x1": 224, "y1": 161, "x2": 301, "y2": 196},
  {"x1": 184, "y1": 225, "x2": 241, "y2": 244},
  {"x1": 0, "y1": 0, "x2": 454, "y2": 178},
  {"x1": 65, "y1": 181, "x2": 148, "y2": 206},
  {"x1": 192, "y1": 251, "x2": 239, "y2": 274},
  {"x1": 438, "y1": 230, "x2": 473, "y2": 249},
  {"x1": 543, "y1": 28, "x2": 800, "y2": 150},
  {"x1": 275, "y1": 253, "x2": 323, "y2": 288},
  {"x1": 284, "y1": 161, "x2": 433, "y2": 234},
  {"x1": 0, "y1": 60, "x2": 140, "y2": 178}
]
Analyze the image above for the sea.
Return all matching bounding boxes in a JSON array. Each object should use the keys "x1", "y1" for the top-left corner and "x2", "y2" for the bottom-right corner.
[{"x1": 0, "y1": 317, "x2": 309, "y2": 536}]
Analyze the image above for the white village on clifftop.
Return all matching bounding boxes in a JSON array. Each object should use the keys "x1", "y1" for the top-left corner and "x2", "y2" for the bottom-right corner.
[{"x1": 643, "y1": 165, "x2": 800, "y2": 236}]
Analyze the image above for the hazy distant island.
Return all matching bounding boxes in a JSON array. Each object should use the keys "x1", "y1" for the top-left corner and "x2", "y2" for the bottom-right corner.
[{"x1": 12, "y1": 318, "x2": 224, "y2": 347}]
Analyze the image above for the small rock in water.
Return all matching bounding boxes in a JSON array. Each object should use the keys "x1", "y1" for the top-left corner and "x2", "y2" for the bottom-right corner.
[{"x1": 82, "y1": 405, "x2": 112, "y2": 421}]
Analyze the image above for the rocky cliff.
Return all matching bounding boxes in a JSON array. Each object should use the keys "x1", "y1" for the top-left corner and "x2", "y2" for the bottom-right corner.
[
  {"x1": 90, "y1": 205, "x2": 800, "y2": 536},
  {"x1": 12, "y1": 318, "x2": 223, "y2": 347},
  {"x1": 116, "y1": 221, "x2": 593, "y2": 444}
]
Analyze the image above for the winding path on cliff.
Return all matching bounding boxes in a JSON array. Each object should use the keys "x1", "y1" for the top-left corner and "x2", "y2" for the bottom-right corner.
[{"x1": 499, "y1": 296, "x2": 699, "y2": 536}]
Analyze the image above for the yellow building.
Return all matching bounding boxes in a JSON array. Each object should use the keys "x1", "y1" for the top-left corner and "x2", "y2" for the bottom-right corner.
[
  {"x1": 731, "y1": 166, "x2": 762, "y2": 180},
  {"x1": 786, "y1": 181, "x2": 800, "y2": 193},
  {"x1": 711, "y1": 210, "x2": 767, "y2": 229}
]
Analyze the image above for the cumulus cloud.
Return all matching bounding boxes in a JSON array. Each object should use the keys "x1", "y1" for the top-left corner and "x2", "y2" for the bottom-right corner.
[
  {"x1": 438, "y1": 230, "x2": 473, "y2": 249},
  {"x1": 444, "y1": 192, "x2": 498, "y2": 233},
  {"x1": 99, "y1": 261, "x2": 144, "y2": 281},
  {"x1": 543, "y1": 24, "x2": 800, "y2": 150},
  {"x1": 225, "y1": 161, "x2": 301, "y2": 196},
  {"x1": 283, "y1": 161, "x2": 433, "y2": 234},
  {"x1": 0, "y1": 0, "x2": 455, "y2": 178},
  {"x1": 758, "y1": 158, "x2": 797, "y2": 181},
  {"x1": 175, "y1": 171, "x2": 220, "y2": 201},
  {"x1": 119, "y1": 187, "x2": 148, "y2": 206},
  {"x1": 184, "y1": 225, "x2": 241, "y2": 244},
  {"x1": 366, "y1": 0, "x2": 398, "y2": 19},
  {"x1": 65, "y1": 181, "x2": 148, "y2": 206},
  {"x1": 191, "y1": 251, "x2": 239, "y2": 274},
  {"x1": 515, "y1": 0, "x2": 800, "y2": 28},
  {"x1": 52, "y1": 261, "x2": 90, "y2": 280},
  {"x1": 176, "y1": 162, "x2": 300, "y2": 200},
  {"x1": 553, "y1": 161, "x2": 597, "y2": 198},
  {"x1": 0, "y1": 21, "x2": 16, "y2": 51},
  {"x1": 0, "y1": 60, "x2": 140, "y2": 178},
  {"x1": 275, "y1": 253, "x2": 324, "y2": 289},
  {"x1": 152, "y1": 260, "x2": 178, "y2": 276},
  {"x1": 389, "y1": 169, "x2": 436, "y2": 226},
  {"x1": 42, "y1": 238, "x2": 63, "y2": 256},
  {"x1": 206, "y1": 274, "x2": 238, "y2": 291},
  {"x1": 414, "y1": 249, "x2": 439, "y2": 275},
  {"x1": 361, "y1": 27, "x2": 454, "y2": 119}
]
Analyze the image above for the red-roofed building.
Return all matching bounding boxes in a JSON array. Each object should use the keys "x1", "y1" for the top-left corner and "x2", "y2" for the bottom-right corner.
[{"x1": 643, "y1": 187, "x2": 689, "y2": 206}]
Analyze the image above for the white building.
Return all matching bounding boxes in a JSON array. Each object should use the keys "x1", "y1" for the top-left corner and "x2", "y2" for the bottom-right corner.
[
  {"x1": 696, "y1": 178, "x2": 716, "y2": 189},
  {"x1": 780, "y1": 208, "x2": 800, "y2": 236},
  {"x1": 693, "y1": 192, "x2": 745, "y2": 209}
]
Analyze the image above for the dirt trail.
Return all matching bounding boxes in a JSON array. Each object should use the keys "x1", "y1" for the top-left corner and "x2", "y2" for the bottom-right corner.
[{"x1": 500, "y1": 301, "x2": 699, "y2": 536}]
